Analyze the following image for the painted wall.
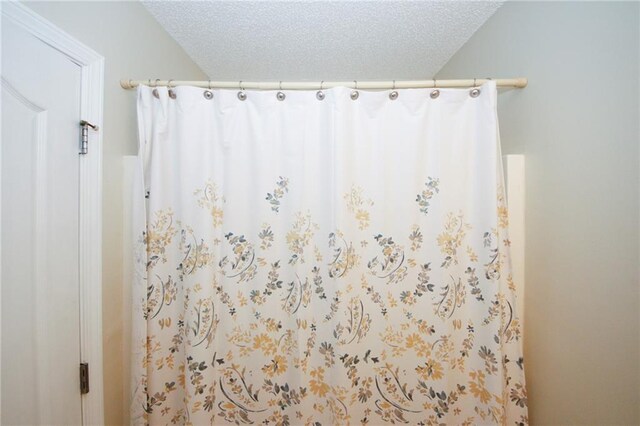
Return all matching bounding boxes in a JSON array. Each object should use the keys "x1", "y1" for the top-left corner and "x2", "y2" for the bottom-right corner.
[
  {"x1": 22, "y1": 2, "x2": 207, "y2": 424},
  {"x1": 437, "y1": 2, "x2": 639, "y2": 424},
  {"x1": 17, "y1": 1, "x2": 640, "y2": 424}
]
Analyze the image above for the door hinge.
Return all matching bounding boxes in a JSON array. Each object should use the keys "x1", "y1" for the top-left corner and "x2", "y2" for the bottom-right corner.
[
  {"x1": 79, "y1": 120, "x2": 99, "y2": 155},
  {"x1": 80, "y1": 362, "x2": 90, "y2": 394}
]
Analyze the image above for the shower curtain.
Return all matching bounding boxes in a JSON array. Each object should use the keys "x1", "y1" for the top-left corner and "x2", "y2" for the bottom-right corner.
[{"x1": 131, "y1": 82, "x2": 527, "y2": 425}]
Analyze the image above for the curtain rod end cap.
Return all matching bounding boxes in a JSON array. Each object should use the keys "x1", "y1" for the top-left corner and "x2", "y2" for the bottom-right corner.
[
  {"x1": 120, "y1": 79, "x2": 137, "y2": 89},
  {"x1": 515, "y1": 78, "x2": 528, "y2": 88}
]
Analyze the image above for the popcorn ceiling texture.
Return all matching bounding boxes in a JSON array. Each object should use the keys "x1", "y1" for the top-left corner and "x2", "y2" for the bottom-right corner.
[{"x1": 141, "y1": 1, "x2": 503, "y2": 81}]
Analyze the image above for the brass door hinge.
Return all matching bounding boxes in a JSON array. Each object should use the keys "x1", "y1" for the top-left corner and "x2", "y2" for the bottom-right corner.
[{"x1": 80, "y1": 362, "x2": 90, "y2": 394}]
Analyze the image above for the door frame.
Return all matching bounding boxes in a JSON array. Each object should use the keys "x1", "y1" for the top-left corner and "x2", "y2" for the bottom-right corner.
[{"x1": 1, "y1": 1, "x2": 104, "y2": 424}]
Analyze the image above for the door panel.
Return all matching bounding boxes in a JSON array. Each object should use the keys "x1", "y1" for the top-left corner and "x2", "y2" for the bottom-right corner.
[{"x1": 2, "y1": 15, "x2": 83, "y2": 426}]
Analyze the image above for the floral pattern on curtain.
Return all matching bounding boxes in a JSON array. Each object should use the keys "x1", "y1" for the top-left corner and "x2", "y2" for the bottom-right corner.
[{"x1": 131, "y1": 82, "x2": 527, "y2": 425}]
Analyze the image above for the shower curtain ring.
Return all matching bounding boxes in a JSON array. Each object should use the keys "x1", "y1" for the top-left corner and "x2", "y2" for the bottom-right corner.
[
  {"x1": 152, "y1": 79, "x2": 161, "y2": 98},
  {"x1": 316, "y1": 81, "x2": 325, "y2": 100},
  {"x1": 470, "y1": 79, "x2": 481, "y2": 98},
  {"x1": 277, "y1": 81, "x2": 286, "y2": 101},
  {"x1": 430, "y1": 79, "x2": 440, "y2": 99},
  {"x1": 168, "y1": 79, "x2": 176, "y2": 99},
  {"x1": 389, "y1": 80, "x2": 398, "y2": 100},
  {"x1": 351, "y1": 81, "x2": 359, "y2": 100},
  {"x1": 238, "y1": 81, "x2": 247, "y2": 101},
  {"x1": 204, "y1": 80, "x2": 214, "y2": 100}
]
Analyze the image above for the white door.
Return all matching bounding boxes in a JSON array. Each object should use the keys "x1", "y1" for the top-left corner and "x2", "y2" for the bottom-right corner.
[{"x1": 1, "y1": 10, "x2": 84, "y2": 426}]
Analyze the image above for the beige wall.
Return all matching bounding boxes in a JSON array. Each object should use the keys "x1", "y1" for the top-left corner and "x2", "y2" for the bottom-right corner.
[
  {"x1": 17, "y1": 1, "x2": 640, "y2": 424},
  {"x1": 437, "y1": 2, "x2": 639, "y2": 424},
  {"x1": 22, "y1": 2, "x2": 207, "y2": 424}
]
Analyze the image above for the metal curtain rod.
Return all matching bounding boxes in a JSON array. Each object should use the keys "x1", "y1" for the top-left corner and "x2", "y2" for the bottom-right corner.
[{"x1": 120, "y1": 77, "x2": 527, "y2": 90}]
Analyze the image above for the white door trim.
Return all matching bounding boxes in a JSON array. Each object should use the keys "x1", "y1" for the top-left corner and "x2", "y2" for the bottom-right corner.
[{"x1": 1, "y1": 2, "x2": 105, "y2": 424}]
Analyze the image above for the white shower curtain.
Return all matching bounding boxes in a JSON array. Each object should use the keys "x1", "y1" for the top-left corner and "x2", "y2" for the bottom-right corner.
[{"x1": 131, "y1": 82, "x2": 527, "y2": 425}]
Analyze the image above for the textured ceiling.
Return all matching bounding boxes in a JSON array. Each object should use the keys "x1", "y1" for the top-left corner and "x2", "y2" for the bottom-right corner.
[{"x1": 142, "y1": 1, "x2": 503, "y2": 81}]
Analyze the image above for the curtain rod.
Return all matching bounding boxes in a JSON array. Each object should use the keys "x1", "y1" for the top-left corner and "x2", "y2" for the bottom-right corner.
[{"x1": 120, "y1": 78, "x2": 527, "y2": 90}]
